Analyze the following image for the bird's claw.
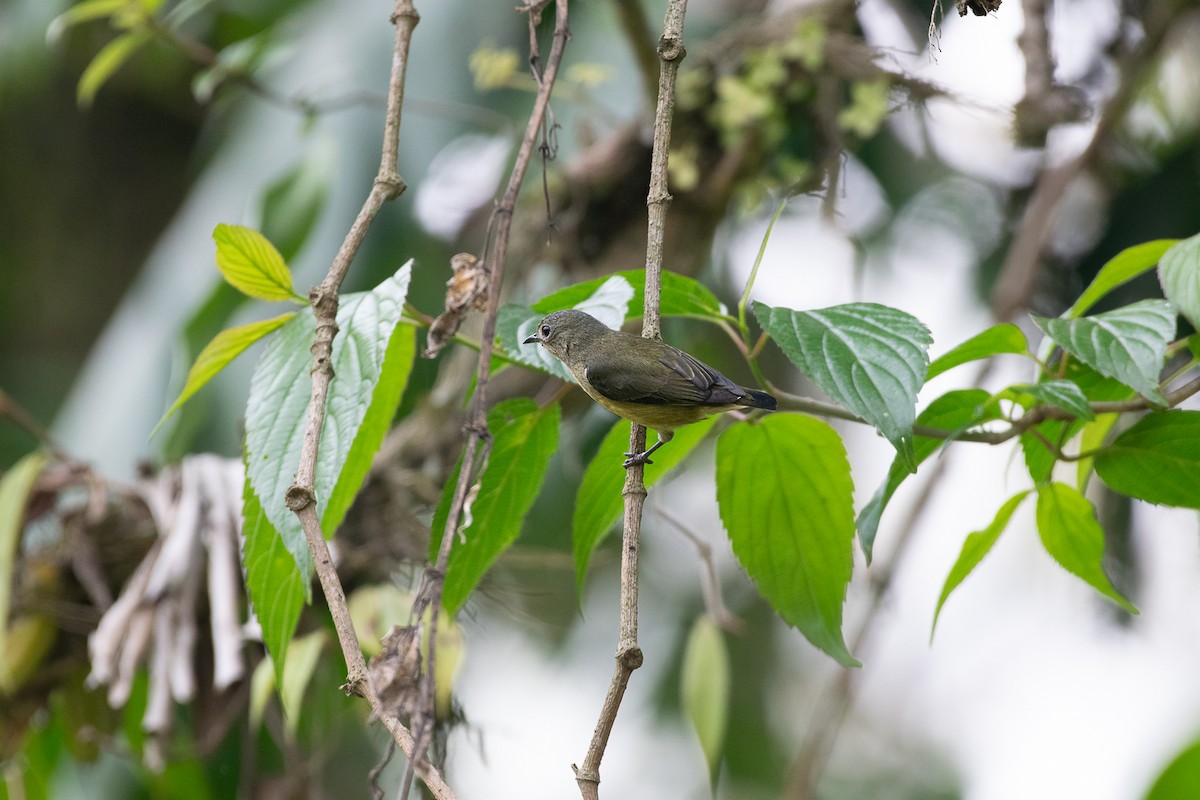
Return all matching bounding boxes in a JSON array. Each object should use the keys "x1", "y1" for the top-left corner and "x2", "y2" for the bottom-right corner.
[{"x1": 623, "y1": 451, "x2": 654, "y2": 469}]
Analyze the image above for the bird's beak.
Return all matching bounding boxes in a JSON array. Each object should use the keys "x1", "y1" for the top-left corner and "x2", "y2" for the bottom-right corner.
[{"x1": 522, "y1": 333, "x2": 539, "y2": 345}]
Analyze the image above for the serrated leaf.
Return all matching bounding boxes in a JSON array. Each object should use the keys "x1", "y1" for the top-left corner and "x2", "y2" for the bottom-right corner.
[
  {"x1": 429, "y1": 399, "x2": 559, "y2": 614},
  {"x1": 1035, "y1": 482, "x2": 1138, "y2": 614},
  {"x1": 573, "y1": 416, "x2": 719, "y2": 593},
  {"x1": 926, "y1": 323, "x2": 1029, "y2": 380},
  {"x1": 213, "y1": 224, "x2": 305, "y2": 303},
  {"x1": 241, "y1": 474, "x2": 305, "y2": 688},
  {"x1": 532, "y1": 270, "x2": 729, "y2": 321},
  {"x1": 1067, "y1": 239, "x2": 1177, "y2": 318},
  {"x1": 499, "y1": 276, "x2": 634, "y2": 381},
  {"x1": 1004, "y1": 379, "x2": 1094, "y2": 420},
  {"x1": 1159, "y1": 233, "x2": 1200, "y2": 331},
  {"x1": 857, "y1": 389, "x2": 997, "y2": 562},
  {"x1": 280, "y1": 631, "x2": 326, "y2": 738},
  {"x1": 717, "y1": 415, "x2": 859, "y2": 667},
  {"x1": 244, "y1": 263, "x2": 413, "y2": 584},
  {"x1": 0, "y1": 450, "x2": 48, "y2": 674},
  {"x1": 681, "y1": 615, "x2": 729, "y2": 780},
  {"x1": 1035, "y1": 300, "x2": 1176, "y2": 404},
  {"x1": 153, "y1": 312, "x2": 296, "y2": 437},
  {"x1": 755, "y1": 301, "x2": 932, "y2": 471},
  {"x1": 931, "y1": 490, "x2": 1030, "y2": 638},
  {"x1": 77, "y1": 29, "x2": 152, "y2": 107},
  {"x1": 1094, "y1": 410, "x2": 1200, "y2": 509}
]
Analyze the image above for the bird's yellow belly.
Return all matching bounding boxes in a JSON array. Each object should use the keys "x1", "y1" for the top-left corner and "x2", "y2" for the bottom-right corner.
[{"x1": 576, "y1": 380, "x2": 731, "y2": 433}]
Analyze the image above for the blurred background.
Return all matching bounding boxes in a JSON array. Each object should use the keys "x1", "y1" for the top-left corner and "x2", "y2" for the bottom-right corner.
[{"x1": 3, "y1": 0, "x2": 1200, "y2": 797}]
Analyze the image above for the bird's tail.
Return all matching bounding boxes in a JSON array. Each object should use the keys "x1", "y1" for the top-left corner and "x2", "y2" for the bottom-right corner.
[{"x1": 741, "y1": 389, "x2": 777, "y2": 410}]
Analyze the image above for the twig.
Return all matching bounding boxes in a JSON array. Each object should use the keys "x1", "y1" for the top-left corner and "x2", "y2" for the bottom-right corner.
[
  {"x1": 0, "y1": 388, "x2": 68, "y2": 460},
  {"x1": 279, "y1": 3, "x2": 458, "y2": 799},
  {"x1": 657, "y1": 508, "x2": 745, "y2": 634},
  {"x1": 989, "y1": 1, "x2": 1184, "y2": 320},
  {"x1": 403, "y1": 0, "x2": 570, "y2": 789},
  {"x1": 573, "y1": 1, "x2": 688, "y2": 797}
]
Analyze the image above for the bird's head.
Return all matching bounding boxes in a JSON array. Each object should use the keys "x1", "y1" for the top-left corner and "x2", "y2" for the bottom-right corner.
[{"x1": 522, "y1": 309, "x2": 613, "y2": 365}]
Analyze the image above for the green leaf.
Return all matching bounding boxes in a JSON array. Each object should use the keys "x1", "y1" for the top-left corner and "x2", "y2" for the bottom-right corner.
[
  {"x1": 153, "y1": 312, "x2": 295, "y2": 437},
  {"x1": 212, "y1": 224, "x2": 305, "y2": 303},
  {"x1": 1076, "y1": 413, "x2": 1120, "y2": 492},
  {"x1": 1035, "y1": 300, "x2": 1176, "y2": 404},
  {"x1": 1094, "y1": 410, "x2": 1200, "y2": 509},
  {"x1": 241, "y1": 474, "x2": 305, "y2": 688},
  {"x1": 244, "y1": 262, "x2": 413, "y2": 583},
  {"x1": 754, "y1": 301, "x2": 932, "y2": 470},
  {"x1": 1003, "y1": 379, "x2": 1094, "y2": 420},
  {"x1": 681, "y1": 615, "x2": 730, "y2": 779},
  {"x1": 429, "y1": 399, "x2": 560, "y2": 614},
  {"x1": 532, "y1": 270, "x2": 729, "y2": 322},
  {"x1": 0, "y1": 450, "x2": 48, "y2": 677},
  {"x1": 260, "y1": 151, "x2": 331, "y2": 264},
  {"x1": 1067, "y1": 239, "x2": 1177, "y2": 318},
  {"x1": 857, "y1": 389, "x2": 997, "y2": 562},
  {"x1": 1159, "y1": 233, "x2": 1200, "y2": 330},
  {"x1": 931, "y1": 490, "x2": 1030, "y2": 638},
  {"x1": 280, "y1": 631, "x2": 326, "y2": 738},
  {"x1": 717, "y1": 415, "x2": 859, "y2": 667},
  {"x1": 1145, "y1": 735, "x2": 1200, "y2": 800},
  {"x1": 573, "y1": 416, "x2": 719, "y2": 593},
  {"x1": 499, "y1": 276, "x2": 634, "y2": 381},
  {"x1": 926, "y1": 323, "x2": 1029, "y2": 380},
  {"x1": 76, "y1": 29, "x2": 152, "y2": 107},
  {"x1": 48, "y1": 0, "x2": 130, "y2": 40},
  {"x1": 1035, "y1": 482, "x2": 1138, "y2": 614}
]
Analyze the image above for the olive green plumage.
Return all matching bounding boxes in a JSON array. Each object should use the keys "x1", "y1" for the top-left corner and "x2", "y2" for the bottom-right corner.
[{"x1": 523, "y1": 309, "x2": 777, "y2": 466}]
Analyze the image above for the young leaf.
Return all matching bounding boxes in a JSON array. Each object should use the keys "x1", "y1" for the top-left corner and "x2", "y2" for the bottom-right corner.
[
  {"x1": 717, "y1": 415, "x2": 859, "y2": 667},
  {"x1": 1094, "y1": 410, "x2": 1200, "y2": 509},
  {"x1": 499, "y1": 276, "x2": 634, "y2": 381},
  {"x1": 1003, "y1": 379, "x2": 1094, "y2": 420},
  {"x1": 1035, "y1": 482, "x2": 1138, "y2": 614},
  {"x1": 1034, "y1": 299, "x2": 1176, "y2": 405},
  {"x1": 532, "y1": 269, "x2": 730, "y2": 322},
  {"x1": 0, "y1": 450, "x2": 48, "y2": 665},
  {"x1": 1158, "y1": 233, "x2": 1200, "y2": 330},
  {"x1": 681, "y1": 615, "x2": 730, "y2": 780},
  {"x1": 280, "y1": 631, "x2": 326, "y2": 738},
  {"x1": 241, "y1": 475, "x2": 306, "y2": 687},
  {"x1": 153, "y1": 312, "x2": 296, "y2": 437},
  {"x1": 1145, "y1": 735, "x2": 1200, "y2": 800},
  {"x1": 754, "y1": 301, "x2": 932, "y2": 471},
  {"x1": 573, "y1": 416, "x2": 719, "y2": 593},
  {"x1": 857, "y1": 389, "x2": 997, "y2": 562},
  {"x1": 77, "y1": 30, "x2": 152, "y2": 107},
  {"x1": 1067, "y1": 239, "x2": 1177, "y2": 318},
  {"x1": 931, "y1": 490, "x2": 1030, "y2": 638},
  {"x1": 48, "y1": 0, "x2": 129, "y2": 40},
  {"x1": 244, "y1": 262, "x2": 413, "y2": 582},
  {"x1": 926, "y1": 323, "x2": 1029, "y2": 380},
  {"x1": 429, "y1": 399, "x2": 560, "y2": 614},
  {"x1": 213, "y1": 224, "x2": 306, "y2": 304}
]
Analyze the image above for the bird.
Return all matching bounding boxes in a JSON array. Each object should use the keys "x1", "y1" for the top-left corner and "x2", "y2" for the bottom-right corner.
[{"x1": 523, "y1": 309, "x2": 777, "y2": 467}]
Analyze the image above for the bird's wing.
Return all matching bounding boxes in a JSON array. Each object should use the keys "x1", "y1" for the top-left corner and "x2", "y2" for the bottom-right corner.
[{"x1": 585, "y1": 342, "x2": 746, "y2": 406}]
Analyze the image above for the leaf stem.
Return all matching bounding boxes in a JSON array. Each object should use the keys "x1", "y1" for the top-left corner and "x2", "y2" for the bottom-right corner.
[{"x1": 737, "y1": 194, "x2": 788, "y2": 337}]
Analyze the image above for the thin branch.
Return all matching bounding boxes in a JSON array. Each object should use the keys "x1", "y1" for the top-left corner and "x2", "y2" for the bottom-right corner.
[
  {"x1": 989, "y1": 1, "x2": 1184, "y2": 320},
  {"x1": 279, "y1": 3, "x2": 458, "y2": 799},
  {"x1": 574, "y1": 1, "x2": 688, "y2": 796},
  {"x1": 403, "y1": 0, "x2": 570, "y2": 787},
  {"x1": 770, "y1": 373, "x2": 1200, "y2": 446}
]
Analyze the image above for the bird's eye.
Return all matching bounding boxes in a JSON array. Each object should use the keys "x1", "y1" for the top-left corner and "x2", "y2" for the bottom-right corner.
[{"x1": 540, "y1": 324, "x2": 551, "y2": 337}]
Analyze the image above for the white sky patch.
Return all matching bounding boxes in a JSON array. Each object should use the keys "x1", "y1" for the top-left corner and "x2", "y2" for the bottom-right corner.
[{"x1": 414, "y1": 133, "x2": 512, "y2": 239}]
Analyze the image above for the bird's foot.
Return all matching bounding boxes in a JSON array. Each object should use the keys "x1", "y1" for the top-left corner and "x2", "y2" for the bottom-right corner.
[{"x1": 623, "y1": 450, "x2": 655, "y2": 469}]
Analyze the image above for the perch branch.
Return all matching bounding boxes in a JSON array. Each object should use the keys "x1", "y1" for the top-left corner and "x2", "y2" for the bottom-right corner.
[{"x1": 574, "y1": 1, "x2": 688, "y2": 797}]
